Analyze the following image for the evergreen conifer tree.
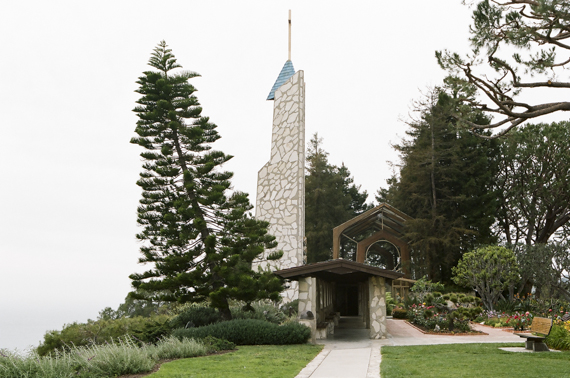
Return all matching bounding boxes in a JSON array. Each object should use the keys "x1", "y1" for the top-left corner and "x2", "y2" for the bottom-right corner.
[
  {"x1": 378, "y1": 88, "x2": 497, "y2": 282},
  {"x1": 305, "y1": 134, "x2": 371, "y2": 263},
  {"x1": 129, "y1": 41, "x2": 283, "y2": 319}
]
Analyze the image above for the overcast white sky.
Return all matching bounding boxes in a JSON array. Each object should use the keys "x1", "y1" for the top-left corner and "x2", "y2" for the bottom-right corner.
[{"x1": 1, "y1": 1, "x2": 478, "y2": 351}]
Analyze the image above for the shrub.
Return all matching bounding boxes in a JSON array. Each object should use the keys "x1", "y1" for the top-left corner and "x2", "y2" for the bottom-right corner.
[
  {"x1": 392, "y1": 308, "x2": 408, "y2": 319},
  {"x1": 37, "y1": 315, "x2": 173, "y2": 356},
  {"x1": 133, "y1": 317, "x2": 174, "y2": 343},
  {"x1": 230, "y1": 300, "x2": 288, "y2": 324},
  {"x1": 280, "y1": 299, "x2": 299, "y2": 317},
  {"x1": 505, "y1": 312, "x2": 533, "y2": 331},
  {"x1": 546, "y1": 324, "x2": 570, "y2": 351},
  {"x1": 170, "y1": 305, "x2": 222, "y2": 329},
  {"x1": 1, "y1": 337, "x2": 157, "y2": 378},
  {"x1": 0, "y1": 349, "x2": 75, "y2": 378},
  {"x1": 385, "y1": 293, "x2": 397, "y2": 316},
  {"x1": 409, "y1": 276, "x2": 445, "y2": 302},
  {"x1": 74, "y1": 337, "x2": 155, "y2": 377},
  {"x1": 172, "y1": 319, "x2": 310, "y2": 345},
  {"x1": 201, "y1": 336, "x2": 236, "y2": 353},
  {"x1": 449, "y1": 294, "x2": 458, "y2": 304},
  {"x1": 147, "y1": 336, "x2": 207, "y2": 360}
]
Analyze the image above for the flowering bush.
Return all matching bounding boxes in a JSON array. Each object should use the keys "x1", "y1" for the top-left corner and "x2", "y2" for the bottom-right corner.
[
  {"x1": 408, "y1": 303, "x2": 473, "y2": 333},
  {"x1": 506, "y1": 312, "x2": 533, "y2": 331}
]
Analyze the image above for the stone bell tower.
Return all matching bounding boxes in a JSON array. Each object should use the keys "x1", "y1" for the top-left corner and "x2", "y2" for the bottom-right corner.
[{"x1": 254, "y1": 11, "x2": 305, "y2": 302}]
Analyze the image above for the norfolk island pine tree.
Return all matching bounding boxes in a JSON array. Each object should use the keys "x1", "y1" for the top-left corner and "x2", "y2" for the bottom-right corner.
[{"x1": 129, "y1": 41, "x2": 283, "y2": 319}]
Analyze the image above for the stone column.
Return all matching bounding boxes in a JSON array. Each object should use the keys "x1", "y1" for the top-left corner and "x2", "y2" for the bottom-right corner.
[
  {"x1": 369, "y1": 276, "x2": 387, "y2": 339},
  {"x1": 254, "y1": 71, "x2": 305, "y2": 302},
  {"x1": 298, "y1": 277, "x2": 317, "y2": 343}
]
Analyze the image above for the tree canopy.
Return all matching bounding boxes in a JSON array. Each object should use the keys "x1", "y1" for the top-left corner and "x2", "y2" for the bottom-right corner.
[
  {"x1": 512, "y1": 242, "x2": 570, "y2": 300},
  {"x1": 437, "y1": 0, "x2": 570, "y2": 137},
  {"x1": 378, "y1": 88, "x2": 497, "y2": 282},
  {"x1": 452, "y1": 246, "x2": 520, "y2": 310},
  {"x1": 129, "y1": 41, "x2": 283, "y2": 319},
  {"x1": 494, "y1": 121, "x2": 570, "y2": 245},
  {"x1": 305, "y1": 133, "x2": 372, "y2": 263}
]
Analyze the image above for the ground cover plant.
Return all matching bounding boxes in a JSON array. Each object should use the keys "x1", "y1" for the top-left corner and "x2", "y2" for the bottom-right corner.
[
  {"x1": 0, "y1": 336, "x2": 211, "y2": 378},
  {"x1": 147, "y1": 344, "x2": 323, "y2": 378},
  {"x1": 37, "y1": 314, "x2": 174, "y2": 356},
  {"x1": 546, "y1": 320, "x2": 570, "y2": 351},
  {"x1": 380, "y1": 343, "x2": 570, "y2": 378}
]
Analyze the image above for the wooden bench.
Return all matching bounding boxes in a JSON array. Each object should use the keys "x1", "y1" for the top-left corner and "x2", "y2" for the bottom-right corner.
[{"x1": 514, "y1": 317, "x2": 553, "y2": 352}]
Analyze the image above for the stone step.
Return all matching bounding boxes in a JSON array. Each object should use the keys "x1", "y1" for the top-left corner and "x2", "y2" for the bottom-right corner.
[{"x1": 338, "y1": 316, "x2": 366, "y2": 329}]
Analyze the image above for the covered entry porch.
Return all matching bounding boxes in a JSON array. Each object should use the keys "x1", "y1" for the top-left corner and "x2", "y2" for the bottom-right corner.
[{"x1": 274, "y1": 259, "x2": 404, "y2": 342}]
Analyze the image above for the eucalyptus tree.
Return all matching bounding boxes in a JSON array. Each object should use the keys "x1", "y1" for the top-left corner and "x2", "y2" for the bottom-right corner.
[
  {"x1": 129, "y1": 41, "x2": 283, "y2": 319},
  {"x1": 512, "y1": 242, "x2": 570, "y2": 300},
  {"x1": 495, "y1": 121, "x2": 570, "y2": 245}
]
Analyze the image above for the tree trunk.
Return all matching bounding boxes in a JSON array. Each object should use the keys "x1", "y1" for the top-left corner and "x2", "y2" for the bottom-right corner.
[{"x1": 218, "y1": 296, "x2": 233, "y2": 320}]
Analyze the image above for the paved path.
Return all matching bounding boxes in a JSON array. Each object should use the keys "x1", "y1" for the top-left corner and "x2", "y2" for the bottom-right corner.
[{"x1": 295, "y1": 319, "x2": 523, "y2": 378}]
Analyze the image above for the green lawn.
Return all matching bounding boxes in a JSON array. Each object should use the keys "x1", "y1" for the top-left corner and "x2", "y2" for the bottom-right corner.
[
  {"x1": 381, "y1": 343, "x2": 570, "y2": 378},
  {"x1": 148, "y1": 344, "x2": 323, "y2": 378}
]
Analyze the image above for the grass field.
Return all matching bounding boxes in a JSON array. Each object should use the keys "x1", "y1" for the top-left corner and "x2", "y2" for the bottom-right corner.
[
  {"x1": 380, "y1": 343, "x2": 570, "y2": 378},
  {"x1": 148, "y1": 344, "x2": 323, "y2": 378}
]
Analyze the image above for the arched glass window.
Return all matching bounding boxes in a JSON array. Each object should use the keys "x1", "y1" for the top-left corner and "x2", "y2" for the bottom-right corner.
[{"x1": 365, "y1": 240, "x2": 401, "y2": 271}]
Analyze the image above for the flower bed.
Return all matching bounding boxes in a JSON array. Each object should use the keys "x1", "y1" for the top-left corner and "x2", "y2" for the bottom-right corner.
[
  {"x1": 405, "y1": 321, "x2": 487, "y2": 336},
  {"x1": 407, "y1": 303, "x2": 482, "y2": 334}
]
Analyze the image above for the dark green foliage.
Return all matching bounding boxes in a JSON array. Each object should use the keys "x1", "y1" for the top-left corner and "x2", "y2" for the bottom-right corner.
[
  {"x1": 546, "y1": 325, "x2": 570, "y2": 351},
  {"x1": 494, "y1": 298, "x2": 517, "y2": 313},
  {"x1": 132, "y1": 317, "x2": 173, "y2": 343},
  {"x1": 280, "y1": 299, "x2": 299, "y2": 317},
  {"x1": 496, "y1": 122, "x2": 570, "y2": 246},
  {"x1": 170, "y1": 306, "x2": 222, "y2": 329},
  {"x1": 129, "y1": 41, "x2": 283, "y2": 318},
  {"x1": 230, "y1": 302, "x2": 289, "y2": 324},
  {"x1": 172, "y1": 319, "x2": 311, "y2": 345},
  {"x1": 453, "y1": 246, "x2": 520, "y2": 311},
  {"x1": 305, "y1": 133, "x2": 372, "y2": 263},
  {"x1": 36, "y1": 315, "x2": 173, "y2": 356},
  {"x1": 201, "y1": 336, "x2": 236, "y2": 352},
  {"x1": 512, "y1": 243, "x2": 570, "y2": 301},
  {"x1": 392, "y1": 308, "x2": 408, "y2": 319},
  {"x1": 378, "y1": 88, "x2": 497, "y2": 283}
]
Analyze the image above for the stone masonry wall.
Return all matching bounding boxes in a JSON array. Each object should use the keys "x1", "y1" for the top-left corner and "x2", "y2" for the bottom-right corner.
[
  {"x1": 369, "y1": 276, "x2": 387, "y2": 339},
  {"x1": 298, "y1": 277, "x2": 317, "y2": 343},
  {"x1": 254, "y1": 71, "x2": 305, "y2": 302}
]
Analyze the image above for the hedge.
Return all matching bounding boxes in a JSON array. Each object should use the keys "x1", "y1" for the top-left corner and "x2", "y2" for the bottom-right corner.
[{"x1": 172, "y1": 319, "x2": 310, "y2": 345}]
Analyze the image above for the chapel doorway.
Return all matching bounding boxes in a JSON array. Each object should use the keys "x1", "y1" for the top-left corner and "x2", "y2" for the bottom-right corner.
[{"x1": 336, "y1": 283, "x2": 359, "y2": 316}]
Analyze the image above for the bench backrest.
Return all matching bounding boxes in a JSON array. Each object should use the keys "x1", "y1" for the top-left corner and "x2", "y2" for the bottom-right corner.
[{"x1": 530, "y1": 317, "x2": 553, "y2": 335}]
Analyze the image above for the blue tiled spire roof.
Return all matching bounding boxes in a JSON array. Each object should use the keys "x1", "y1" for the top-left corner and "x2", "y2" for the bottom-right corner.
[{"x1": 267, "y1": 60, "x2": 295, "y2": 100}]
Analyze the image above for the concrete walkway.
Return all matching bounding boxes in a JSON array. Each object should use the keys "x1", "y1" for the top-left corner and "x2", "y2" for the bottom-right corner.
[{"x1": 295, "y1": 319, "x2": 523, "y2": 378}]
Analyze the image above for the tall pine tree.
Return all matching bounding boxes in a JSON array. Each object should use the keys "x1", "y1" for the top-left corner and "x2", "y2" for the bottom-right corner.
[
  {"x1": 305, "y1": 133, "x2": 372, "y2": 263},
  {"x1": 129, "y1": 42, "x2": 283, "y2": 319},
  {"x1": 378, "y1": 87, "x2": 497, "y2": 283}
]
